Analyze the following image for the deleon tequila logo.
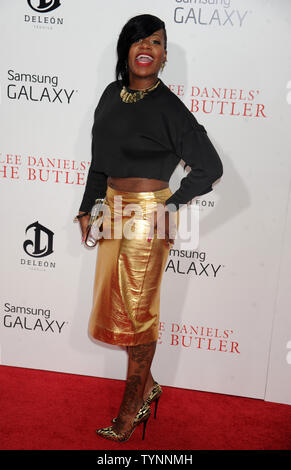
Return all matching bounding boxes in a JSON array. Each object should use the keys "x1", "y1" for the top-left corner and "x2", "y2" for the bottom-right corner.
[
  {"x1": 23, "y1": 221, "x2": 54, "y2": 258},
  {"x1": 27, "y1": 0, "x2": 61, "y2": 13},
  {"x1": 25, "y1": 0, "x2": 63, "y2": 28}
]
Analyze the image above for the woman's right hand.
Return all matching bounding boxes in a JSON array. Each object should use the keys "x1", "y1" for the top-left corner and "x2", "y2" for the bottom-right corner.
[
  {"x1": 147, "y1": 205, "x2": 178, "y2": 247},
  {"x1": 78, "y1": 212, "x2": 91, "y2": 242}
]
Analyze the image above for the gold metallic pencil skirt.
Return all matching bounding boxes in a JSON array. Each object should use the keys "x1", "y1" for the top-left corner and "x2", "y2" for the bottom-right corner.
[{"x1": 88, "y1": 185, "x2": 179, "y2": 346}]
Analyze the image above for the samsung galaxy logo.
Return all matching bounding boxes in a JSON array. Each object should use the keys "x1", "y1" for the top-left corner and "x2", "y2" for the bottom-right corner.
[
  {"x1": 4, "y1": 302, "x2": 51, "y2": 319},
  {"x1": 176, "y1": 0, "x2": 230, "y2": 6},
  {"x1": 2, "y1": 301, "x2": 67, "y2": 334},
  {"x1": 7, "y1": 69, "x2": 76, "y2": 104},
  {"x1": 173, "y1": 0, "x2": 249, "y2": 27}
]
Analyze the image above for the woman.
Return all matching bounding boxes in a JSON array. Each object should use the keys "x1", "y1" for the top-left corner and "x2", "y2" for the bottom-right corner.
[{"x1": 77, "y1": 14, "x2": 223, "y2": 442}]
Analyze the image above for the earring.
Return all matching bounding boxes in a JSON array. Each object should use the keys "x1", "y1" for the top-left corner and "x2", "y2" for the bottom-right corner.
[{"x1": 160, "y1": 61, "x2": 167, "y2": 72}]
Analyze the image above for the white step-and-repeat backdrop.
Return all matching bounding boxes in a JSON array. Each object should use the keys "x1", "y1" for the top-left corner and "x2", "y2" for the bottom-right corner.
[{"x1": 1, "y1": 0, "x2": 290, "y2": 405}]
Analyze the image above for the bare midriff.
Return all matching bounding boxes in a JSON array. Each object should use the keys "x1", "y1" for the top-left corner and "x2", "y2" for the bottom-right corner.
[{"x1": 107, "y1": 176, "x2": 168, "y2": 192}]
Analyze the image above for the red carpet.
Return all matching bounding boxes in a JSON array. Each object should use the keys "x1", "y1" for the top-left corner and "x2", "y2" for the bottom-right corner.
[{"x1": 0, "y1": 364, "x2": 290, "y2": 450}]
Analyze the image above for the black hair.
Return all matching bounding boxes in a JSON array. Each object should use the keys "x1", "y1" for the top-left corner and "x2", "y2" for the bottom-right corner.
[{"x1": 116, "y1": 14, "x2": 167, "y2": 87}]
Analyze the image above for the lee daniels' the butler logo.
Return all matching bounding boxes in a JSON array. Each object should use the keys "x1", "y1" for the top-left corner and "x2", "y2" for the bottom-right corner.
[
  {"x1": 0, "y1": 152, "x2": 88, "y2": 184},
  {"x1": 23, "y1": 221, "x2": 54, "y2": 258},
  {"x1": 169, "y1": 83, "x2": 267, "y2": 119},
  {"x1": 21, "y1": 221, "x2": 56, "y2": 270},
  {"x1": 158, "y1": 321, "x2": 240, "y2": 354}
]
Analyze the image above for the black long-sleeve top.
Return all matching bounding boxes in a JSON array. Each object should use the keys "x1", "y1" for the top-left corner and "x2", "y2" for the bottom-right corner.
[{"x1": 79, "y1": 79, "x2": 223, "y2": 212}]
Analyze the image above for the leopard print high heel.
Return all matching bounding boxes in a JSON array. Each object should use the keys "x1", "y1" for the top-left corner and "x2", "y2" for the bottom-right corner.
[{"x1": 96, "y1": 401, "x2": 151, "y2": 442}]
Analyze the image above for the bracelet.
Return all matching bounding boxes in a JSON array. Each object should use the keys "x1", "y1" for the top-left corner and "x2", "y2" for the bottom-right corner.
[
  {"x1": 73, "y1": 198, "x2": 105, "y2": 223},
  {"x1": 73, "y1": 211, "x2": 89, "y2": 222}
]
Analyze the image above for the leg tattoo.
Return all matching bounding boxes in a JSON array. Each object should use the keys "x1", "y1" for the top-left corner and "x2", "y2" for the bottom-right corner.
[{"x1": 114, "y1": 341, "x2": 157, "y2": 431}]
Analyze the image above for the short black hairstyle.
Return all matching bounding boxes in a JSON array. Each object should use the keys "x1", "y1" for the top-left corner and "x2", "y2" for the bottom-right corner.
[{"x1": 116, "y1": 14, "x2": 167, "y2": 87}]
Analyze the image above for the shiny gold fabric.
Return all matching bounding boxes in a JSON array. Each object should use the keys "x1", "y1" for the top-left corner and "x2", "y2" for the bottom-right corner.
[{"x1": 88, "y1": 185, "x2": 179, "y2": 346}]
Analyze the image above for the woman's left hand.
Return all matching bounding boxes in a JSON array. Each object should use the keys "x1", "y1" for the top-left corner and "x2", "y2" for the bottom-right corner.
[{"x1": 78, "y1": 212, "x2": 91, "y2": 242}]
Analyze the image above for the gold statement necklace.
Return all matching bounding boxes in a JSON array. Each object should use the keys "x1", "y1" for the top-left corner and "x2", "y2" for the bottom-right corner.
[{"x1": 120, "y1": 79, "x2": 160, "y2": 103}]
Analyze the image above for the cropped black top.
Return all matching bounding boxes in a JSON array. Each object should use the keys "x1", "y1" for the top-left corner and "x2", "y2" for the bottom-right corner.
[{"x1": 79, "y1": 79, "x2": 223, "y2": 212}]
